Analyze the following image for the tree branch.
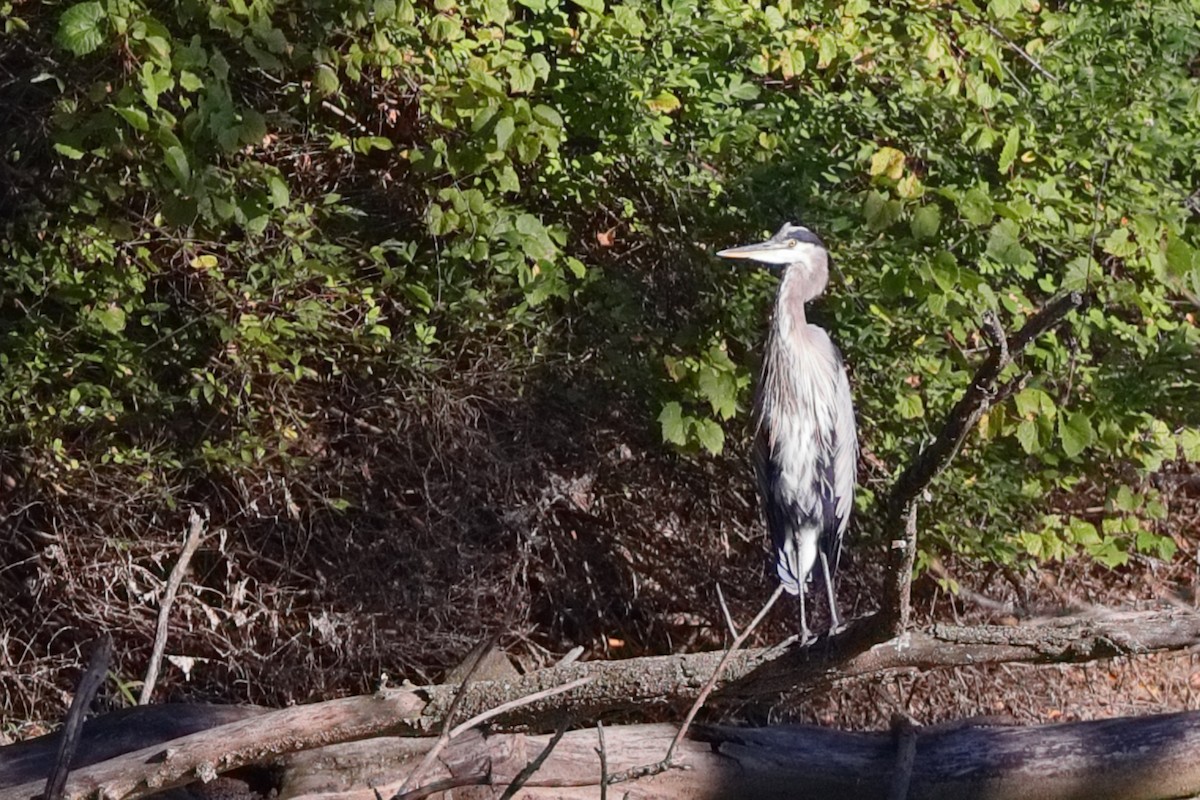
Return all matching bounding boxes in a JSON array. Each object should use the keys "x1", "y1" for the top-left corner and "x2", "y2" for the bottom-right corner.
[
  {"x1": 45, "y1": 635, "x2": 111, "y2": 800},
  {"x1": 884, "y1": 292, "x2": 1083, "y2": 529}
]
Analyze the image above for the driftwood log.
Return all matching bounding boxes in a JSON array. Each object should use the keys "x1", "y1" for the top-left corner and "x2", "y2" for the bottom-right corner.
[
  {"x1": 7, "y1": 709, "x2": 1200, "y2": 800},
  {"x1": 4, "y1": 607, "x2": 1200, "y2": 800},
  {"x1": 279, "y1": 713, "x2": 1200, "y2": 800}
]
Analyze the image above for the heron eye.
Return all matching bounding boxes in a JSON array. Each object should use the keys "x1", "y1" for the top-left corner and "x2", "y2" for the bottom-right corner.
[{"x1": 787, "y1": 240, "x2": 798, "y2": 247}]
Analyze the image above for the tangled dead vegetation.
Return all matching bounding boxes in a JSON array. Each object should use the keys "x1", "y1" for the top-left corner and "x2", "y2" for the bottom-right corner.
[{"x1": 4, "y1": 308, "x2": 1200, "y2": 743}]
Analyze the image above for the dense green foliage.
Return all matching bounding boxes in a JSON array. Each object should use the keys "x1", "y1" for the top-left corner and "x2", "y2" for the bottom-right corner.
[{"x1": 3, "y1": 0, "x2": 1199, "y2": 576}]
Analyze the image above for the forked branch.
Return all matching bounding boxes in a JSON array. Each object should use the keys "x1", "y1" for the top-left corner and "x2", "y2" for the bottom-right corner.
[{"x1": 885, "y1": 291, "x2": 1083, "y2": 527}]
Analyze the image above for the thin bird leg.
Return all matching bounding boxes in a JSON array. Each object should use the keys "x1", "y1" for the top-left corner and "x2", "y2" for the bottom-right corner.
[
  {"x1": 797, "y1": 587, "x2": 813, "y2": 644},
  {"x1": 819, "y1": 551, "x2": 840, "y2": 633}
]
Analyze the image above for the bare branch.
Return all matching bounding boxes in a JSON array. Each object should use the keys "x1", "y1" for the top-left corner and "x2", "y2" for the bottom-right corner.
[
  {"x1": 884, "y1": 292, "x2": 1083, "y2": 527},
  {"x1": 140, "y1": 509, "x2": 207, "y2": 705},
  {"x1": 715, "y1": 583, "x2": 739, "y2": 638},
  {"x1": 395, "y1": 633, "x2": 498, "y2": 796},
  {"x1": 975, "y1": 17, "x2": 1059, "y2": 83},
  {"x1": 884, "y1": 504, "x2": 919, "y2": 637},
  {"x1": 45, "y1": 635, "x2": 112, "y2": 800},
  {"x1": 393, "y1": 773, "x2": 491, "y2": 800},
  {"x1": 595, "y1": 721, "x2": 608, "y2": 800},
  {"x1": 498, "y1": 724, "x2": 567, "y2": 800},
  {"x1": 664, "y1": 584, "x2": 784, "y2": 765}
]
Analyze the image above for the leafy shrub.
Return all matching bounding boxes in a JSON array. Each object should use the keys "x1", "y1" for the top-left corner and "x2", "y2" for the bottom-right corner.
[{"x1": 2, "y1": 0, "x2": 1198, "y2": 579}]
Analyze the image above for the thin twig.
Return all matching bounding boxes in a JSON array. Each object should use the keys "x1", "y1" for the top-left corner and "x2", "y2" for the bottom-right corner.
[
  {"x1": 603, "y1": 587, "x2": 785, "y2": 786},
  {"x1": 665, "y1": 584, "x2": 784, "y2": 763},
  {"x1": 328, "y1": 406, "x2": 386, "y2": 435},
  {"x1": 319, "y1": 99, "x2": 372, "y2": 135},
  {"x1": 448, "y1": 676, "x2": 593, "y2": 739},
  {"x1": 888, "y1": 713, "x2": 920, "y2": 800},
  {"x1": 140, "y1": 509, "x2": 207, "y2": 705},
  {"x1": 596, "y1": 720, "x2": 608, "y2": 800},
  {"x1": 498, "y1": 724, "x2": 568, "y2": 800},
  {"x1": 978, "y1": 18, "x2": 1059, "y2": 82},
  {"x1": 395, "y1": 633, "x2": 499, "y2": 796},
  {"x1": 45, "y1": 635, "x2": 112, "y2": 800},
  {"x1": 716, "y1": 583, "x2": 740, "y2": 638}
]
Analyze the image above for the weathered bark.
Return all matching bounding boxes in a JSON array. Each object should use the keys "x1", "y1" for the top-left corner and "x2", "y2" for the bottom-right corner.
[
  {"x1": 4, "y1": 609, "x2": 1200, "y2": 800},
  {"x1": 280, "y1": 713, "x2": 1200, "y2": 800},
  {"x1": 20, "y1": 714, "x2": 1200, "y2": 800}
]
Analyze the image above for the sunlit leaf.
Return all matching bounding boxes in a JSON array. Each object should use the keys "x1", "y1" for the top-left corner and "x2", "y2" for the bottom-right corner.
[{"x1": 57, "y1": 2, "x2": 106, "y2": 55}]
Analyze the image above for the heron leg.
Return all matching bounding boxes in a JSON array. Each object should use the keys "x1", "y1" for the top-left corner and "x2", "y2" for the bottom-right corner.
[
  {"x1": 797, "y1": 586, "x2": 813, "y2": 644},
  {"x1": 819, "y1": 551, "x2": 840, "y2": 633}
]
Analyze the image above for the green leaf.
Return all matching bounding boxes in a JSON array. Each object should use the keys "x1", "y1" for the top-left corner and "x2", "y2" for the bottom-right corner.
[
  {"x1": 314, "y1": 64, "x2": 339, "y2": 96},
  {"x1": 404, "y1": 283, "x2": 434, "y2": 312},
  {"x1": 646, "y1": 91, "x2": 681, "y2": 114},
  {"x1": 494, "y1": 116, "x2": 515, "y2": 151},
  {"x1": 777, "y1": 47, "x2": 805, "y2": 79},
  {"x1": 93, "y1": 305, "x2": 126, "y2": 334},
  {"x1": 112, "y1": 106, "x2": 149, "y2": 131},
  {"x1": 354, "y1": 136, "x2": 393, "y2": 154},
  {"x1": 698, "y1": 368, "x2": 736, "y2": 420},
  {"x1": 571, "y1": 0, "x2": 604, "y2": 13},
  {"x1": 816, "y1": 34, "x2": 838, "y2": 68},
  {"x1": 896, "y1": 393, "x2": 924, "y2": 419},
  {"x1": 532, "y1": 104, "x2": 563, "y2": 128},
  {"x1": 1112, "y1": 484, "x2": 1137, "y2": 513},
  {"x1": 998, "y1": 126, "x2": 1019, "y2": 172},
  {"x1": 496, "y1": 164, "x2": 520, "y2": 193},
  {"x1": 54, "y1": 142, "x2": 86, "y2": 159},
  {"x1": 57, "y1": 2, "x2": 106, "y2": 56},
  {"x1": 659, "y1": 402, "x2": 687, "y2": 446},
  {"x1": 1059, "y1": 411, "x2": 1094, "y2": 457},
  {"x1": 989, "y1": 0, "x2": 1020, "y2": 19},
  {"x1": 268, "y1": 175, "x2": 289, "y2": 209},
  {"x1": 1016, "y1": 419, "x2": 1040, "y2": 453},
  {"x1": 1067, "y1": 518, "x2": 1100, "y2": 546},
  {"x1": 911, "y1": 205, "x2": 941, "y2": 241},
  {"x1": 1179, "y1": 429, "x2": 1200, "y2": 461},
  {"x1": 959, "y1": 187, "x2": 993, "y2": 225},
  {"x1": 1018, "y1": 530, "x2": 1043, "y2": 558},
  {"x1": 612, "y1": 5, "x2": 645, "y2": 36},
  {"x1": 1101, "y1": 228, "x2": 1138, "y2": 259},
  {"x1": 986, "y1": 219, "x2": 1032, "y2": 266},
  {"x1": 1164, "y1": 234, "x2": 1196, "y2": 278},
  {"x1": 693, "y1": 418, "x2": 725, "y2": 454},
  {"x1": 864, "y1": 191, "x2": 901, "y2": 230},
  {"x1": 869, "y1": 147, "x2": 905, "y2": 179},
  {"x1": 163, "y1": 145, "x2": 191, "y2": 186},
  {"x1": 179, "y1": 70, "x2": 204, "y2": 92},
  {"x1": 1088, "y1": 538, "x2": 1129, "y2": 569}
]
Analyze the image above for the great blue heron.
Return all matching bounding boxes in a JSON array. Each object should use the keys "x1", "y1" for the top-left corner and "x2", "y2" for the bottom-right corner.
[{"x1": 718, "y1": 223, "x2": 857, "y2": 640}]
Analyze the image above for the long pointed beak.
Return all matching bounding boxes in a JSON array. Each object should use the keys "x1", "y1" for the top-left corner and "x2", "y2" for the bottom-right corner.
[{"x1": 716, "y1": 241, "x2": 785, "y2": 260}]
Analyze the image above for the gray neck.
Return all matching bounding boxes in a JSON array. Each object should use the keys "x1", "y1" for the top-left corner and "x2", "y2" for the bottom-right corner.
[{"x1": 773, "y1": 253, "x2": 829, "y2": 340}]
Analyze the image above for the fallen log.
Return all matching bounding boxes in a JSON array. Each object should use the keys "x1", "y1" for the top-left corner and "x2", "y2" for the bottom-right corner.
[
  {"x1": 5, "y1": 608, "x2": 1200, "y2": 799},
  {"x1": 13, "y1": 712, "x2": 1200, "y2": 800},
  {"x1": 267, "y1": 711, "x2": 1200, "y2": 800}
]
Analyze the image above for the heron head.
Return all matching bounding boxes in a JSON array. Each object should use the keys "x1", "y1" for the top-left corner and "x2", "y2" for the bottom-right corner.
[{"x1": 716, "y1": 223, "x2": 826, "y2": 268}]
